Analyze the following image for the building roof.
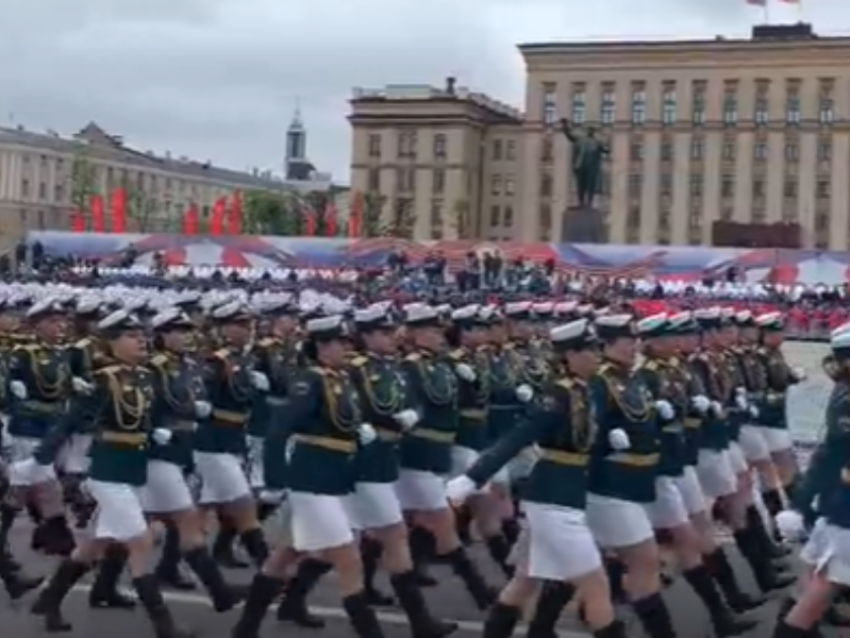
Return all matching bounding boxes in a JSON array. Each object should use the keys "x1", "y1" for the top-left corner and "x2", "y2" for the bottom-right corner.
[{"x1": 0, "y1": 122, "x2": 331, "y2": 193}]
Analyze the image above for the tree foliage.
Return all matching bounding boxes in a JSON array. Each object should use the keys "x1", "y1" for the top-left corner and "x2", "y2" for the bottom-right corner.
[
  {"x1": 387, "y1": 197, "x2": 415, "y2": 239},
  {"x1": 125, "y1": 185, "x2": 160, "y2": 232},
  {"x1": 361, "y1": 191, "x2": 385, "y2": 238},
  {"x1": 68, "y1": 145, "x2": 97, "y2": 217}
]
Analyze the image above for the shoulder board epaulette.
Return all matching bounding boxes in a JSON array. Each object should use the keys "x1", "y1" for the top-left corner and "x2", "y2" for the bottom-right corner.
[
  {"x1": 404, "y1": 352, "x2": 421, "y2": 362},
  {"x1": 350, "y1": 355, "x2": 368, "y2": 367},
  {"x1": 94, "y1": 364, "x2": 122, "y2": 377},
  {"x1": 644, "y1": 360, "x2": 659, "y2": 371},
  {"x1": 598, "y1": 362, "x2": 612, "y2": 374},
  {"x1": 13, "y1": 343, "x2": 39, "y2": 354},
  {"x1": 448, "y1": 349, "x2": 464, "y2": 361},
  {"x1": 554, "y1": 378, "x2": 574, "y2": 391},
  {"x1": 150, "y1": 353, "x2": 169, "y2": 367},
  {"x1": 211, "y1": 348, "x2": 229, "y2": 360},
  {"x1": 258, "y1": 337, "x2": 276, "y2": 349},
  {"x1": 73, "y1": 337, "x2": 92, "y2": 349}
]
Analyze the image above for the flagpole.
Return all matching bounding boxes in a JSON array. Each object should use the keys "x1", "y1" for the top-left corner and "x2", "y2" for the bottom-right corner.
[{"x1": 764, "y1": 0, "x2": 770, "y2": 24}]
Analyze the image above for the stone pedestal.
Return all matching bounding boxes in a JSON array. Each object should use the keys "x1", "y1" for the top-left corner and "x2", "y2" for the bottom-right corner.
[{"x1": 561, "y1": 206, "x2": 607, "y2": 243}]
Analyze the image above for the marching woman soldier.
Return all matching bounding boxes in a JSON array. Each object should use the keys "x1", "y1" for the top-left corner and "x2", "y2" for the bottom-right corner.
[
  {"x1": 194, "y1": 300, "x2": 270, "y2": 568},
  {"x1": 29, "y1": 309, "x2": 194, "y2": 638},
  {"x1": 396, "y1": 303, "x2": 496, "y2": 610},
  {"x1": 345, "y1": 303, "x2": 458, "y2": 638},
  {"x1": 636, "y1": 314, "x2": 756, "y2": 637},
  {"x1": 231, "y1": 314, "x2": 389, "y2": 638},
  {"x1": 447, "y1": 318, "x2": 627, "y2": 638},
  {"x1": 143, "y1": 307, "x2": 245, "y2": 612},
  {"x1": 771, "y1": 323, "x2": 850, "y2": 637},
  {"x1": 583, "y1": 314, "x2": 678, "y2": 638}
]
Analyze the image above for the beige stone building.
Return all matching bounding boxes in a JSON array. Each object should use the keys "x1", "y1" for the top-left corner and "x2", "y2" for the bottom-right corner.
[
  {"x1": 0, "y1": 120, "x2": 333, "y2": 239},
  {"x1": 349, "y1": 23, "x2": 850, "y2": 248}
]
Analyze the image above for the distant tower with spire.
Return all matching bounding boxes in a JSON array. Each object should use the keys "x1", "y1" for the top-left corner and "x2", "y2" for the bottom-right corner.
[{"x1": 285, "y1": 104, "x2": 315, "y2": 180}]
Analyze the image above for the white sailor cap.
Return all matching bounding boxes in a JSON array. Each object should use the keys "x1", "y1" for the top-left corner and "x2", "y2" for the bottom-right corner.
[
  {"x1": 594, "y1": 314, "x2": 636, "y2": 339},
  {"x1": 26, "y1": 296, "x2": 66, "y2": 319},
  {"x1": 755, "y1": 311, "x2": 783, "y2": 331},
  {"x1": 550, "y1": 318, "x2": 597, "y2": 351},
  {"x1": 504, "y1": 301, "x2": 532, "y2": 319},
  {"x1": 305, "y1": 314, "x2": 348, "y2": 340},
  {"x1": 734, "y1": 310, "x2": 755, "y2": 327},
  {"x1": 636, "y1": 313, "x2": 670, "y2": 338},
  {"x1": 478, "y1": 305, "x2": 503, "y2": 325},
  {"x1": 694, "y1": 307, "x2": 722, "y2": 328},
  {"x1": 74, "y1": 296, "x2": 102, "y2": 316},
  {"x1": 719, "y1": 307, "x2": 736, "y2": 324},
  {"x1": 98, "y1": 309, "x2": 143, "y2": 334},
  {"x1": 403, "y1": 303, "x2": 441, "y2": 327},
  {"x1": 210, "y1": 300, "x2": 252, "y2": 322},
  {"x1": 554, "y1": 301, "x2": 578, "y2": 317},
  {"x1": 151, "y1": 307, "x2": 193, "y2": 331},
  {"x1": 531, "y1": 302, "x2": 554, "y2": 318},
  {"x1": 353, "y1": 304, "x2": 395, "y2": 330},
  {"x1": 831, "y1": 322, "x2": 850, "y2": 355},
  {"x1": 669, "y1": 310, "x2": 699, "y2": 334},
  {"x1": 450, "y1": 304, "x2": 481, "y2": 326}
]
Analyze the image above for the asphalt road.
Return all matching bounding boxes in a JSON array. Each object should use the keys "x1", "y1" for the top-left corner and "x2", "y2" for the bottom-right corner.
[{"x1": 0, "y1": 340, "x2": 840, "y2": 638}]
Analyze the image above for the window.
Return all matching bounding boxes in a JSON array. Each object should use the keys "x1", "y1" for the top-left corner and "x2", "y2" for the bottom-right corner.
[
  {"x1": 503, "y1": 205, "x2": 514, "y2": 227},
  {"x1": 504, "y1": 177, "x2": 515, "y2": 196},
  {"x1": 539, "y1": 172, "x2": 553, "y2": 197},
  {"x1": 432, "y1": 169, "x2": 445, "y2": 194},
  {"x1": 691, "y1": 137, "x2": 705, "y2": 160},
  {"x1": 819, "y1": 79, "x2": 835, "y2": 124},
  {"x1": 492, "y1": 140, "x2": 503, "y2": 161},
  {"x1": 627, "y1": 206, "x2": 641, "y2": 228},
  {"x1": 491, "y1": 175, "x2": 502, "y2": 196},
  {"x1": 541, "y1": 137, "x2": 554, "y2": 163},
  {"x1": 433, "y1": 134, "x2": 446, "y2": 159},
  {"x1": 628, "y1": 174, "x2": 642, "y2": 197},
  {"x1": 396, "y1": 167, "x2": 415, "y2": 192},
  {"x1": 397, "y1": 132, "x2": 417, "y2": 158},
  {"x1": 659, "y1": 173, "x2": 672, "y2": 196},
  {"x1": 661, "y1": 84, "x2": 677, "y2": 125},
  {"x1": 505, "y1": 140, "x2": 517, "y2": 160},
  {"x1": 722, "y1": 81, "x2": 738, "y2": 126},
  {"x1": 539, "y1": 204, "x2": 552, "y2": 236},
  {"x1": 600, "y1": 86, "x2": 616, "y2": 124},
  {"x1": 692, "y1": 81, "x2": 707, "y2": 125},
  {"x1": 430, "y1": 199, "x2": 444, "y2": 232},
  {"x1": 818, "y1": 139, "x2": 832, "y2": 161},
  {"x1": 722, "y1": 141, "x2": 736, "y2": 161},
  {"x1": 660, "y1": 142, "x2": 673, "y2": 161},
  {"x1": 689, "y1": 174, "x2": 703, "y2": 197},
  {"x1": 784, "y1": 179, "x2": 798, "y2": 199},
  {"x1": 54, "y1": 184, "x2": 64, "y2": 202},
  {"x1": 367, "y1": 169, "x2": 380, "y2": 191},
  {"x1": 21, "y1": 179, "x2": 29, "y2": 198},
  {"x1": 630, "y1": 84, "x2": 646, "y2": 125},
  {"x1": 785, "y1": 143, "x2": 799, "y2": 161},
  {"x1": 542, "y1": 82, "x2": 557, "y2": 125},
  {"x1": 368, "y1": 134, "x2": 381, "y2": 158},
  {"x1": 490, "y1": 205, "x2": 501, "y2": 226},
  {"x1": 721, "y1": 174, "x2": 735, "y2": 198},
  {"x1": 752, "y1": 178, "x2": 765, "y2": 199},
  {"x1": 754, "y1": 80, "x2": 769, "y2": 125},
  {"x1": 629, "y1": 141, "x2": 644, "y2": 161},
  {"x1": 720, "y1": 206, "x2": 733, "y2": 221},
  {"x1": 754, "y1": 142, "x2": 767, "y2": 160},
  {"x1": 786, "y1": 80, "x2": 801, "y2": 124},
  {"x1": 817, "y1": 180, "x2": 831, "y2": 199},
  {"x1": 38, "y1": 182, "x2": 47, "y2": 200},
  {"x1": 571, "y1": 84, "x2": 587, "y2": 124}
]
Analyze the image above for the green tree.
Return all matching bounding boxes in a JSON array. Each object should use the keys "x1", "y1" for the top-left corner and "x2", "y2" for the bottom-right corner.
[
  {"x1": 388, "y1": 197, "x2": 415, "y2": 239},
  {"x1": 304, "y1": 190, "x2": 332, "y2": 236},
  {"x1": 68, "y1": 145, "x2": 97, "y2": 221},
  {"x1": 361, "y1": 191, "x2": 385, "y2": 238},
  {"x1": 454, "y1": 198, "x2": 472, "y2": 239},
  {"x1": 126, "y1": 185, "x2": 160, "y2": 232},
  {"x1": 242, "y1": 189, "x2": 302, "y2": 236}
]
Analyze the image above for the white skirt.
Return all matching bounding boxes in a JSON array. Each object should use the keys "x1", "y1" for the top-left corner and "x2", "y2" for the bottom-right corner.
[
  {"x1": 521, "y1": 501, "x2": 602, "y2": 581},
  {"x1": 585, "y1": 493, "x2": 654, "y2": 548},
  {"x1": 800, "y1": 517, "x2": 829, "y2": 567},
  {"x1": 193, "y1": 451, "x2": 251, "y2": 505},
  {"x1": 87, "y1": 479, "x2": 148, "y2": 541},
  {"x1": 57, "y1": 434, "x2": 93, "y2": 474},
  {"x1": 7, "y1": 436, "x2": 55, "y2": 486},
  {"x1": 696, "y1": 449, "x2": 737, "y2": 499},
  {"x1": 645, "y1": 476, "x2": 690, "y2": 529},
  {"x1": 738, "y1": 425, "x2": 770, "y2": 462},
  {"x1": 394, "y1": 470, "x2": 447, "y2": 511},
  {"x1": 760, "y1": 428, "x2": 793, "y2": 454},
  {"x1": 450, "y1": 446, "x2": 508, "y2": 489},
  {"x1": 289, "y1": 491, "x2": 354, "y2": 552},
  {"x1": 139, "y1": 460, "x2": 195, "y2": 513},
  {"x1": 727, "y1": 442, "x2": 749, "y2": 475},
  {"x1": 675, "y1": 466, "x2": 707, "y2": 516},
  {"x1": 343, "y1": 482, "x2": 404, "y2": 530},
  {"x1": 821, "y1": 523, "x2": 850, "y2": 585},
  {"x1": 246, "y1": 435, "x2": 265, "y2": 490}
]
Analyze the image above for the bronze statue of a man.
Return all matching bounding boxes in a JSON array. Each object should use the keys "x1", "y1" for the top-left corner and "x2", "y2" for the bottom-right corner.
[{"x1": 560, "y1": 118, "x2": 609, "y2": 208}]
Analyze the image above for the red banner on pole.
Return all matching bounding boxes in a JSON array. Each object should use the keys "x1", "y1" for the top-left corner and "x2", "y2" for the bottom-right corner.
[
  {"x1": 110, "y1": 187, "x2": 127, "y2": 233},
  {"x1": 91, "y1": 194, "x2": 105, "y2": 232},
  {"x1": 209, "y1": 197, "x2": 227, "y2": 235},
  {"x1": 227, "y1": 191, "x2": 242, "y2": 235}
]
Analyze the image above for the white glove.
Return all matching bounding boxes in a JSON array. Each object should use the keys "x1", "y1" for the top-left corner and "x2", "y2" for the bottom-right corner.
[
  {"x1": 454, "y1": 363, "x2": 476, "y2": 382},
  {"x1": 710, "y1": 401, "x2": 724, "y2": 417},
  {"x1": 251, "y1": 372, "x2": 270, "y2": 391},
  {"x1": 775, "y1": 510, "x2": 805, "y2": 542},
  {"x1": 357, "y1": 423, "x2": 377, "y2": 445},
  {"x1": 392, "y1": 409, "x2": 419, "y2": 430},
  {"x1": 749, "y1": 405, "x2": 760, "y2": 419},
  {"x1": 152, "y1": 428, "x2": 172, "y2": 445},
  {"x1": 516, "y1": 384, "x2": 534, "y2": 403},
  {"x1": 691, "y1": 395, "x2": 710, "y2": 414},
  {"x1": 194, "y1": 400, "x2": 212, "y2": 418},
  {"x1": 608, "y1": 428, "x2": 631, "y2": 451},
  {"x1": 446, "y1": 475, "x2": 478, "y2": 505},
  {"x1": 72, "y1": 377, "x2": 93, "y2": 394},
  {"x1": 9, "y1": 381, "x2": 26, "y2": 399},
  {"x1": 735, "y1": 394, "x2": 749, "y2": 411},
  {"x1": 654, "y1": 399, "x2": 674, "y2": 421},
  {"x1": 792, "y1": 366, "x2": 807, "y2": 381},
  {"x1": 258, "y1": 489, "x2": 286, "y2": 505}
]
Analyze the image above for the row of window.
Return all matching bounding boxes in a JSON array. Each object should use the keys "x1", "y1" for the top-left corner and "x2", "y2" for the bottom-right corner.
[
  {"x1": 542, "y1": 78, "x2": 837, "y2": 127},
  {"x1": 623, "y1": 137, "x2": 834, "y2": 162},
  {"x1": 367, "y1": 132, "x2": 519, "y2": 163}
]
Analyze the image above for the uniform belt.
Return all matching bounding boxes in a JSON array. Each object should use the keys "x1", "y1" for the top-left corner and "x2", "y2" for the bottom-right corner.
[
  {"x1": 661, "y1": 424, "x2": 683, "y2": 434},
  {"x1": 459, "y1": 408, "x2": 486, "y2": 420},
  {"x1": 266, "y1": 396, "x2": 287, "y2": 407},
  {"x1": 168, "y1": 420, "x2": 196, "y2": 432},
  {"x1": 211, "y1": 409, "x2": 248, "y2": 425},
  {"x1": 766, "y1": 391, "x2": 785, "y2": 404},
  {"x1": 21, "y1": 400, "x2": 64, "y2": 414},
  {"x1": 683, "y1": 418, "x2": 701, "y2": 430},
  {"x1": 292, "y1": 434, "x2": 356, "y2": 454},
  {"x1": 490, "y1": 404, "x2": 518, "y2": 411},
  {"x1": 606, "y1": 452, "x2": 659, "y2": 467},
  {"x1": 100, "y1": 431, "x2": 147, "y2": 446},
  {"x1": 538, "y1": 448, "x2": 588, "y2": 466},
  {"x1": 409, "y1": 427, "x2": 455, "y2": 444},
  {"x1": 375, "y1": 427, "x2": 402, "y2": 442}
]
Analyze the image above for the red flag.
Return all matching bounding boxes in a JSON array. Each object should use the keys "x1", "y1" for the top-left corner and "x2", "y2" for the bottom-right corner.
[
  {"x1": 227, "y1": 191, "x2": 242, "y2": 235},
  {"x1": 324, "y1": 201, "x2": 338, "y2": 237},
  {"x1": 110, "y1": 187, "x2": 127, "y2": 233},
  {"x1": 182, "y1": 204, "x2": 199, "y2": 235},
  {"x1": 303, "y1": 200, "x2": 316, "y2": 236},
  {"x1": 70, "y1": 211, "x2": 85, "y2": 232},
  {"x1": 209, "y1": 197, "x2": 227, "y2": 235},
  {"x1": 348, "y1": 191, "x2": 363, "y2": 237},
  {"x1": 90, "y1": 194, "x2": 105, "y2": 232}
]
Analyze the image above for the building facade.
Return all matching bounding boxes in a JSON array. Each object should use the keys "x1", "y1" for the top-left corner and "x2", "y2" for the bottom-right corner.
[
  {"x1": 349, "y1": 24, "x2": 850, "y2": 249},
  {"x1": 0, "y1": 118, "x2": 332, "y2": 237}
]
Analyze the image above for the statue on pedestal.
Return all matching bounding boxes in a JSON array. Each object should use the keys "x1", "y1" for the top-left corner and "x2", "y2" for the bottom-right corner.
[{"x1": 559, "y1": 118, "x2": 609, "y2": 208}]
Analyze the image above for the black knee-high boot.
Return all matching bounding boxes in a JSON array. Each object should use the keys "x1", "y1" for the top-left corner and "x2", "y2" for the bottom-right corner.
[
  {"x1": 703, "y1": 547, "x2": 765, "y2": 612},
  {"x1": 444, "y1": 547, "x2": 497, "y2": 610},
  {"x1": 483, "y1": 602, "x2": 521, "y2": 638},
  {"x1": 409, "y1": 526, "x2": 437, "y2": 587},
  {"x1": 527, "y1": 581, "x2": 576, "y2": 638},
  {"x1": 592, "y1": 620, "x2": 628, "y2": 638},
  {"x1": 483, "y1": 534, "x2": 514, "y2": 578},
  {"x1": 233, "y1": 573, "x2": 284, "y2": 638},
  {"x1": 89, "y1": 544, "x2": 136, "y2": 609},
  {"x1": 31, "y1": 558, "x2": 91, "y2": 632},
  {"x1": 390, "y1": 570, "x2": 458, "y2": 638},
  {"x1": 683, "y1": 564, "x2": 757, "y2": 637},
  {"x1": 604, "y1": 558, "x2": 626, "y2": 604},
  {"x1": 133, "y1": 573, "x2": 194, "y2": 638},
  {"x1": 455, "y1": 506, "x2": 472, "y2": 546},
  {"x1": 212, "y1": 524, "x2": 247, "y2": 568},
  {"x1": 630, "y1": 591, "x2": 677, "y2": 638},
  {"x1": 770, "y1": 618, "x2": 817, "y2": 637},
  {"x1": 0, "y1": 548, "x2": 43, "y2": 600},
  {"x1": 733, "y1": 526, "x2": 793, "y2": 592},
  {"x1": 239, "y1": 527, "x2": 269, "y2": 568},
  {"x1": 361, "y1": 537, "x2": 394, "y2": 606},
  {"x1": 183, "y1": 546, "x2": 246, "y2": 612},
  {"x1": 276, "y1": 558, "x2": 333, "y2": 628},
  {"x1": 343, "y1": 590, "x2": 386, "y2": 638},
  {"x1": 157, "y1": 524, "x2": 195, "y2": 590}
]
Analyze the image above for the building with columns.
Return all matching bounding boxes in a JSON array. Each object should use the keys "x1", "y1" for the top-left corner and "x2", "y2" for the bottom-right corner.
[{"x1": 348, "y1": 23, "x2": 850, "y2": 248}]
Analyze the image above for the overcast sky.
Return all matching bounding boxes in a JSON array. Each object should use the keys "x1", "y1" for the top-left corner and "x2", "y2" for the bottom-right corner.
[{"x1": 0, "y1": 0, "x2": 829, "y2": 184}]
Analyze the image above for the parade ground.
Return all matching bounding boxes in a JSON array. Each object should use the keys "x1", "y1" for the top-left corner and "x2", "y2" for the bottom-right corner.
[{"x1": 0, "y1": 339, "x2": 840, "y2": 637}]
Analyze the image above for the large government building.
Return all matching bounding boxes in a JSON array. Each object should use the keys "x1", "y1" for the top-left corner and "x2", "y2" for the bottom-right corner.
[
  {"x1": 349, "y1": 23, "x2": 850, "y2": 248},
  {"x1": 0, "y1": 111, "x2": 332, "y2": 236}
]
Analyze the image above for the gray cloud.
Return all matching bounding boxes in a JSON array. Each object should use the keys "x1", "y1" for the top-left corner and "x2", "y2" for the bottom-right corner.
[{"x1": 0, "y1": 0, "x2": 834, "y2": 182}]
